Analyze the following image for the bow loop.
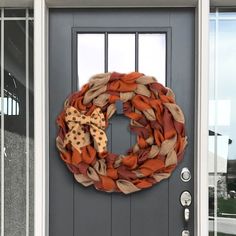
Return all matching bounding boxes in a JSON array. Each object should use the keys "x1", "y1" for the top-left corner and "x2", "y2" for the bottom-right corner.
[
  {"x1": 90, "y1": 108, "x2": 106, "y2": 129},
  {"x1": 64, "y1": 106, "x2": 107, "y2": 153}
]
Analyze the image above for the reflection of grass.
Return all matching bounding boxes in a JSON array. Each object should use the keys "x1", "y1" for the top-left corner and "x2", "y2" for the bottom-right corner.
[
  {"x1": 209, "y1": 232, "x2": 236, "y2": 236},
  {"x1": 218, "y1": 198, "x2": 236, "y2": 218}
]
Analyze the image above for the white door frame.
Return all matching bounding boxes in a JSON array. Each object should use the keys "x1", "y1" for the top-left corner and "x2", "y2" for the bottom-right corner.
[{"x1": 33, "y1": 0, "x2": 209, "y2": 236}]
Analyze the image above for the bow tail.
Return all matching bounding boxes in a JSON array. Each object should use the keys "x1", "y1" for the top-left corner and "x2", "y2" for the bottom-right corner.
[
  {"x1": 64, "y1": 125, "x2": 91, "y2": 153},
  {"x1": 90, "y1": 124, "x2": 107, "y2": 153}
]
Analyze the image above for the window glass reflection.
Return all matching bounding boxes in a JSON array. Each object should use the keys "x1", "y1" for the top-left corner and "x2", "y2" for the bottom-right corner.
[
  {"x1": 4, "y1": 19, "x2": 27, "y2": 236},
  {"x1": 0, "y1": 9, "x2": 34, "y2": 236},
  {"x1": 139, "y1": 33, "x2": 166, "y2": 85},
  {"x1": 209, "y1": 10, "x2": 236, "y2": 236},
  {"x1": 108, "y1": 34, "x2": 135, "y2": 72},
  {"x1": 4, "y1": 9, "x2": 26, "y2": 17},
  {"x1": 77, "y1": 34, "x2": 104, "y2": 88},
  {"x1": 218, "y1": 9, "x2": 236, "y2": 18}
]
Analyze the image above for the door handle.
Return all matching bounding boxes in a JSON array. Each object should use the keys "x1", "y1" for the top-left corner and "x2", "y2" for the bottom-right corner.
[
  {"x1": 184, "y1": 208, "x2": 190, "y2": 222},
  {"x1": 182, "y1": 230, "x2": 190, "y2": 236},
  {"x1": 180, "y1": 191, "x2": 191, "y2": 235}
]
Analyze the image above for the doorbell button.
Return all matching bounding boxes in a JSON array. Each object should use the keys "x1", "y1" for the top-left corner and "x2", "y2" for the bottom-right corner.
[
  {"x1": 182, "y1": 230, "x2": 190, "y2": 236},
  {"x1": 181, "y1": 167, "x2": 191, "y2": 182},
  {"x1": 180, "y1": 191, "x2": 192, "y2": 207}
]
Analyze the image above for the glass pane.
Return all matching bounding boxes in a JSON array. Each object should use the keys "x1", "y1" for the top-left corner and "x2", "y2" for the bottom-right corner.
[
  {"x1": 0, "y1": 11, "x2": 34, "y2": 236},
  {"x1": 209, "y1": 11, "x2": 236, "y2": 236},
  {"x1": 218, "y1": 8, "x2": 236, "y2": 18},
  {"x1": 0, "y1": 20, "x2": 1, "y2": 236},
  {"x1": 28, "y1": 19, "x2": 34, "y2": 236},
  {"x1": 138, "y1": 33, "x2": 166, "y2": 85},
  {"x1": 4, "y1": 20, "x2": 26, "y2": 236},
  {"x1": 29, "y1": 9, "x2": 34, "y2": 18},
  {"x1": 77, "y1": 34, "x2": 104, "y2": 88},
  {"x1": 108, "y1": 34, "x2": 135, "y2": 72},
  {"x1": 4, "y1": 9, "x2": 25, "y2": 17}
]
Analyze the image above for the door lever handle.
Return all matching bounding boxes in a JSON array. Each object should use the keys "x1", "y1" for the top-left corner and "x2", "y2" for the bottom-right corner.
[{"x1": 184, "y1": 208, "x2": 190, "y2": 222}]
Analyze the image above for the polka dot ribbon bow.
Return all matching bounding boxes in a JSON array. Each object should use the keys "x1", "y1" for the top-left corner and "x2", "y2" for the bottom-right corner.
[{"x1": 64, "y1": 106, "x2": 107, "y2": 153}]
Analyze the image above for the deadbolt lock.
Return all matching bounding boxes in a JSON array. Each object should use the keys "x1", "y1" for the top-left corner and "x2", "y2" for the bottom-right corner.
[
  {"x1": 180, "y1": 167, "x2": 191, "y2": 182},
  {"x1": 180, "y1": 191, "x2": 192, "y2": 207}
]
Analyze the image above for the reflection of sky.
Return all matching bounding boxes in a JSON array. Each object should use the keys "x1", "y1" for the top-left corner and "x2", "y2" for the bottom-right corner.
[
  {"x1": 108, "y1": 34, "x2": 135, "y2": 72},
  {"x1": 208, "y1": 135, "x2": 229, "y2": 173},
  {"x1": 139, "y1": 34, "x2": 166, "y2": 85},
  {"x1": 209, "y1": 19, "x2": 236, "y2": 160},
  {"x1": 77, "y1": 34, "x2": 105, "y2": 87}
]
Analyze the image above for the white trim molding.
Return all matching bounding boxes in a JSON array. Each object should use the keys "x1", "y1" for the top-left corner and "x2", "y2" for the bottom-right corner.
[
  {"x1": 1, "y1": 8, "x2": 5, "y2": 236},
  {"x1": 33, "y1": 1, "x2": 210, "y2": 236},
  {"x1": 196, "y1": 0, "x2": 209, "y2": 236},
  {"x1": 34, "y1": 1, "x2": 49, "y2": 236},
  {"x1": 0, "y1": 1, "x2": 33, "y2": 7},
  {"x1": 1, "y1": 0, "x2": 236, "y2": 8}
]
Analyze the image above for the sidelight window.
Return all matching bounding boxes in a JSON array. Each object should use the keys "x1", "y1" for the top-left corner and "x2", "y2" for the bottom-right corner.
[
  {"x1": 209, "y1": 7, "x2": 236, "y2": 236},
  {"x1": 0, "y1": 8, "x2": 34, "y2": 236}
]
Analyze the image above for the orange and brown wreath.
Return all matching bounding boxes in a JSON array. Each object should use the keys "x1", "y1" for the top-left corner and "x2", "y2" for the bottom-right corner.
[{"x1": 56, "y1": 72, "x2": 187, "y2": 194}]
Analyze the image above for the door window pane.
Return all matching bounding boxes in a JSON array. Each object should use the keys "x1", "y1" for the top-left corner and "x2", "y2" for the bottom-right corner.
[
  {"x1": 77, "y1": 34, "x2": 104, "y2": 88},
  {"x1": 77, "y1": 32, "x2": 166, "y2": 85},
  {"x1": 139, "y1": 33, "x2": 166, "y2": 85},
  {"x1": 209, "y1": 9, "x2": 236, "y2": 236},
  {"x1": 108, "y1": 34, "x2": 135, "y2": 72}
]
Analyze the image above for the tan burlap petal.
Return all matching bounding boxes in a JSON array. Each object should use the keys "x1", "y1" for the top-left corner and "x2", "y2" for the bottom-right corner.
[
  {"x1": 143, "y1": 109, "x2": 156, "y2": 121},
  {"x1": 94, "y1": 159, "x2": 107, "y2": 176},
  {"x1": 93, "y1": 93, "x2": 110, "y2": 107},
  {"x1": 165, "y1": 149, "x2": 177, "y2": 167},
  {"x1": 159, "y1": 135, "x2": 177, "y2": 156},
  {"x1": 120, "y1": 92, "x2": 135, "y2": 102},
  {"x1": 87, "y1": 167, "x2": 100, "y2": 181},
  {"x1": 135, "y1": 84, "x2": 151, "y2": 97},
  {"x1": 74, "y1": 174, "x2": 93, "y2": 187},
  {"x1": 164, "y1": 103, "x2": 185, "y2": 123},
  {"x1": 152, "y1": 173, "x2": 171, "y2": 182},
  {"x1": 136, "y1": 76, "x2": 156, "y2": 85},
  {"x1": 106, "y1": 103, "x2": 116, "y2": 119},
  {"x1": 88, "y1": 72, "x2": 111, "y2": 88},
  {"x1": 116, "y1": 179, "x2": 140, "y2": 194},
  {"x1": 148, "y1": 145, "x2": 160, "y2": 158}
]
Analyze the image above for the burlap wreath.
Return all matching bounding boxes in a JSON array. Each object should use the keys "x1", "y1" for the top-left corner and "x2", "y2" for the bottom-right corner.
[{"x1": 56, "y1": 72, "x2": 187, "y2": 194}]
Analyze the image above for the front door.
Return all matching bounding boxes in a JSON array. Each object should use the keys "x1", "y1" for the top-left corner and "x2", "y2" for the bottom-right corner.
[{"x1": 49, "y1": 8, "x2": 195, "y2": 236}]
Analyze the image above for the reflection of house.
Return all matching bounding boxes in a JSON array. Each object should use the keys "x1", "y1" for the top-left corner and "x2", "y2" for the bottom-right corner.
[
  {"x1": 1, "y1": 19, "x2": 34, "y2": 138},
  {"x1": 227, "y1": 160, "x2": 236, "y2": 192},
  {"x1": 1, "y1": 70, "x2": 34, "y2": 138},
  {"x1": 208, "y1": 130, "x2": 232, "y2": 198},
  {"x1": 209, "y1": 130, "x2": 232, "y2": 144}
]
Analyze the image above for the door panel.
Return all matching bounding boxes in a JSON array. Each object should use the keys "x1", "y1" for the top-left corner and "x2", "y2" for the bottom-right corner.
[
  {"x1": 168, "y1": 11, "x2": 195, "y2": 236},
  {"x1": 49, "y1": 11, "x2": 74, "y2": 236},
  {"x1": 49, "y1": 8, "x2": 195, "y2": 236}
]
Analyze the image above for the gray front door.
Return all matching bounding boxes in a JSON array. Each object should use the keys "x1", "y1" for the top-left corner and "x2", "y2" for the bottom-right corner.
[{"x1": 49, "y1": 8, "x2": 195, "y2": 236}]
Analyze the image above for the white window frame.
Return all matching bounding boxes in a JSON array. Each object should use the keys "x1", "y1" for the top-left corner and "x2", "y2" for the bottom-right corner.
[
  {"x1": 34, "y1": 1, "x2": 210, "y2": 236},
  {"x1": 34, "y1": 1, "x2": 49, "y2": 236}
]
